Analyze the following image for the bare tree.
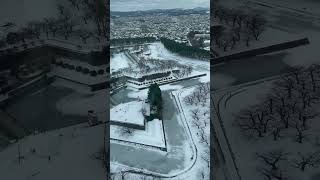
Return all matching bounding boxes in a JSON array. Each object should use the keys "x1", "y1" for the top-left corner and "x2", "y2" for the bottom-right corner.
[
  {"x1": 236, "y1": 107, "x2": 269, "y2": 138},
  {"x1": 119, "y1": 127, "x2": 134, "y2": 137},
  {"x1": 184, "y1": 96, "x2": 194, "y2": 106},
  {"x1": 307, "y1": 64, "x2": 319, "y2": 92},
  {"x1": 192, "y1": 116, "x2": 202, "y2": 129},
  {"x1": 247, "y1": 15, "x2": 266, "y2": 40},
  {"x1": 220, "y1": 34, "x2": 231, "y2": 52},
  {"x1": 287, "y1": 66, "x2": 304, "y2": 85},
  {"x1": 47, "y1": 18, "x2": 59, "y2": 38},
  {"x1": 68, "y1": 0, "x2": 80, "y2": 10},
  {"x1": 57, "y1": 4, "x2": 65, "y2": 15},
  {"x1": 294, "y1": 121, "x2": 307, "y2": 144},
  {"x1": 259, "y1": 168, "x2": 288, "y2": 180},
  {"x1": 270, "y1": 119, "x2": 283, "y2": 141},
  {"x1": 275, "y1": 75, "x2": 295, "y2": 99},
  {"x1": 256, "y1": 150, "x2": 288, "y2": 170},
  {"x1": 293, "y1": 151, "x2": 320, "y2": 171},
  {"x1": 199, "y1": 127, "x2": 209, "y2": 146},
  {"x1": 201, "y1": 148, "x2": 210, "y2": 168},
  {"x1": 79, "y1": 30, "x2": 91, "y2": 44},
  {"x1": 243, "y1": 29, "x2": 251, "y2": 47}
]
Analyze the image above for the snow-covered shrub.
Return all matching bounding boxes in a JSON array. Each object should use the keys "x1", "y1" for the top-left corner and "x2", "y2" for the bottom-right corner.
[{"x1": 119, "y1": 127, "x2": 134, "y2": 137}]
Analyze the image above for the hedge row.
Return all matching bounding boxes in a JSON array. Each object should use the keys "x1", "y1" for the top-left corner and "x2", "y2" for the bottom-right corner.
[{"x1": 52, "y1": 59, "x2": 106, "y2": 77}]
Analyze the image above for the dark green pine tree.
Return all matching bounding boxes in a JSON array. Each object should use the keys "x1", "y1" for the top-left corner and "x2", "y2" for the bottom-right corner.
[{"x1": 147, "y1": 83, "x2": 162, "y2": 119}]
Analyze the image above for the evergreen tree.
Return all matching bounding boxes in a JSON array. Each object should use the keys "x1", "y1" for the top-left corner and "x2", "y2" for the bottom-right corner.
[
  {"x1": 160, "y1": 38, "x2": 209, "y2": 60},
  {"x1": 147, "y1": 83, "x2": 162, "y2": 119}
]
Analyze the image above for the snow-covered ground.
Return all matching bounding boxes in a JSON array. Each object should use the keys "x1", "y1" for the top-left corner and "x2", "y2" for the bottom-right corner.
[
  {"x1": 110, "y1": 101, "x2": 145, "y2": 126},
  {"x1": 172, "y1": 85, "x2": 210, "y2": 180},
  {"x1": 110, "y1": 118, "x2": 166, "y2": 150},
  {"x1": 147, "y1": 42, "x2": 209, "y2": 68},
  {"x1": 0, "y1": 122, "x2": 106, "y2": 180},
  {"x1": 110, "y1": 53, "x2": 131, "y2": 73},
  {"x1": 53, "y1": 79, "x2": 108, "y2": 121},
  {"x1": 219, "y1": 26, "x2": 305, "y2": 57},
  {"x1": 214, "y1": 79, "x2": 320, "y2": 180},
  {"x1": 217, "y1": 0, "x2": 320, "y2": 68}
]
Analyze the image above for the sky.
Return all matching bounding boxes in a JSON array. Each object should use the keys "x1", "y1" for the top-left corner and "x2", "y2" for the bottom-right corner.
[{"x1": 110, "y1": 0, "x2": 210, "y2": 12}]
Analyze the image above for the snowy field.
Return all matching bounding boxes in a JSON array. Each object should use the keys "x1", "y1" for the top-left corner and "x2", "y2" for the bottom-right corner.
[
  {"x1": 213, "y1": 1, "x2": 307, "y2": 57},
  {"x1": 110, "y1": 53, "x2": 131, "y2": 73},
  {"x1": 110, "y1": 118, "x2": 166, "y2": 150},
  {"x1": 53, "y1": 79, "x2": 108, "y2": 121},
  {"x1": 217, "y1": 0, "x2": 320, "y2": 68},
  {"x1": 0, "y1": 123, "x2": 106, "y2": 180},
  {"x1": 147, "y1": 42, "x2": 209, "y2": 69},
  {"x1": 219, "y1": 26, "x2": 304, "y2": 57},
  {"x1": 110, "y1": 101, "x2": 145, "y2": 126},
  {"x1": 214, "y1": 79, "x2": 320, "y2": 180}
]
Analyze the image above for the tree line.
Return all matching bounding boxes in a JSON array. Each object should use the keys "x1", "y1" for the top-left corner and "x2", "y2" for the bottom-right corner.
[
  {"x1": 236, "y1": 65, "x2": 320, "y2": 143},
  {"x1": 0, "y1": 0, "x2": 108, "y2": 48},
  {"x1": 212, "y1": 5, "x2": 267, "y2": 52},
  {"x1": 233, "y1": 65, "x2": 320, "y2": 179},
  {"x1": 110, "y1": 37, "x2": 157, "y2": 46},
  {"x1": 160, "y1": 38, "x2": 210, "y2": 60}
]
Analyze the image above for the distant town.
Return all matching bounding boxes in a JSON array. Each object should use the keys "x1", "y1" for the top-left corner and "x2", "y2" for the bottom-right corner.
[{"x1": 111, "y1": 8, "x2": 210, "y2": 50}]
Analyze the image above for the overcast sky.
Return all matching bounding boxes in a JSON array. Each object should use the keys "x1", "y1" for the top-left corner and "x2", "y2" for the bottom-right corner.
[{"x1": 110, "y1": 0, "x2": 209, "y2": 12}]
